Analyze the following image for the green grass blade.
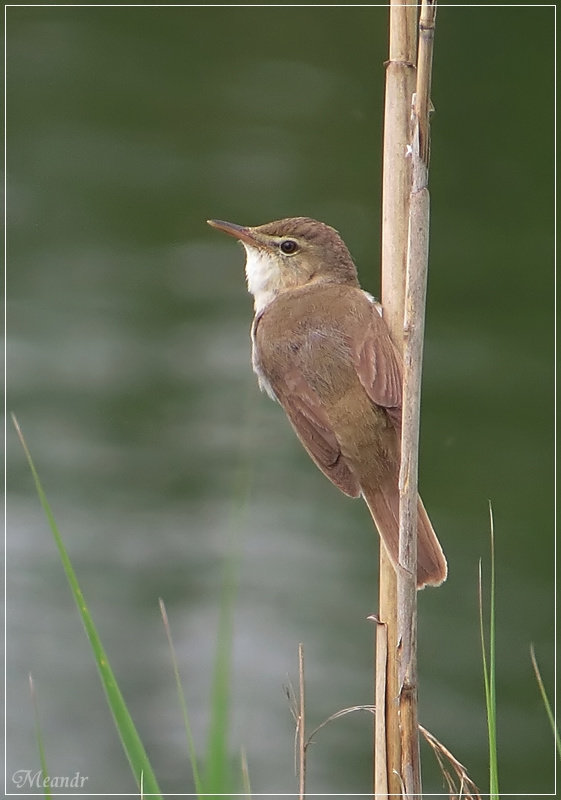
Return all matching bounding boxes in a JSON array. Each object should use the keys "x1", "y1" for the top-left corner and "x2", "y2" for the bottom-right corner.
[
  {"x1": 202, "y1": 406, "x2": 254, "y2": 795},
  {"x1": 530, "y1": 644, "x2": 561, "y2": 760},
  {"x1": 29, "y1": 674, "x2": 52, "y2": 800},
  {"x1": 240, "y1": 746, "x2": 252, "y2": 798},
  {"x1": 203, "y1": 550, "x2": 237, "y2": 793},
  {"x1": 488, "y1": 504, "x2": 499, "y2": 796},
  {"x1": 478, "y1": 503, "x2": 499, "y2": 798},
  {"x1": 13, "y1": 415, "x2": 162, "y2": 797},
  {"x1": 159, "y1": 597, "x2": 204, "y2": 795}
]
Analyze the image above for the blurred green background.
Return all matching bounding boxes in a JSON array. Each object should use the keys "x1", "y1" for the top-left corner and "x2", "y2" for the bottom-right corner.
[{"x1": 6, "y1": 5, "x2": 554, "y2": 796}]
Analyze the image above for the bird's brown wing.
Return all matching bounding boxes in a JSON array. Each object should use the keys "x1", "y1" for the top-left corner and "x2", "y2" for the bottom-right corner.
[
  {"x1": 354, "y1": 304, "x2": 403, "y2": 428},
  {"x1": 272, "y1": 367, "x2": 362, "y2": 498}
]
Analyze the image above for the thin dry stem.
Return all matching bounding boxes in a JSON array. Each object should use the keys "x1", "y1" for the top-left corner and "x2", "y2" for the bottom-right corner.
[
  {"x1": 420, "y1": 724, "x2": 481, "y2": 800},
  {"x1": 416, "y1": 0, "x2": 436, "y2": 164},
  {"x1": 283, "y1": 677, "x2": 300, "y2": 776},
  {"x1": 306, "y1": 705, "x2": 375, "y2": 747},
  {"x1": 374, "y1": 614, "x2": 389, "y2": 794},
  {"x1": 297, "y1": 697, "x2": 480, "y2": 800},
  {"x1": 298, "y1": 642, "x2": 306, "y2": 800}
]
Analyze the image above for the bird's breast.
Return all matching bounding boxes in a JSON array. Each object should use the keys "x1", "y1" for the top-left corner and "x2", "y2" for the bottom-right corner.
[{"x1": 251, "y1": 292, "x2": 360, "y2": 407}]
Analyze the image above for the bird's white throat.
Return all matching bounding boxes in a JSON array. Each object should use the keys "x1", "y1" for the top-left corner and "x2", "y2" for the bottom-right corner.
[{"x1": 243, "y1": 245, "x2": 279, "y2": 313}]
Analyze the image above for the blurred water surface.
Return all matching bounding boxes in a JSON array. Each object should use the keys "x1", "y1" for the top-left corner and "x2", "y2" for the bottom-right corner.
[{"x1": 6, "y1": 6, "x2": 554, "y2": 795}]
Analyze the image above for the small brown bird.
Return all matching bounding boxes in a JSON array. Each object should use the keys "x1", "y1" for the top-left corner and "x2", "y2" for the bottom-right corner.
[{"x1": 208, "y1": 216, "x2": 447, "y2": 588}]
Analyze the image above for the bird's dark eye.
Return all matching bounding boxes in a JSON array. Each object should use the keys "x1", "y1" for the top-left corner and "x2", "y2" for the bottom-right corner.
[{"x1": 280, "y1": 239, "x2": 299, "y2": 255}]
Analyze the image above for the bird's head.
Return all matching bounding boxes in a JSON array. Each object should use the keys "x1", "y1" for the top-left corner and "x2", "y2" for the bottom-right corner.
[{"x1": 208, "y1": 216, "x2": 359, "y2": 311}]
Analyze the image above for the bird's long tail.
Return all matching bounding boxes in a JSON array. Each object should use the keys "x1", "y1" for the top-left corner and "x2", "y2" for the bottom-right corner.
[{"x1": 361, "y1": 478, "x2": 447, "y2": 589}]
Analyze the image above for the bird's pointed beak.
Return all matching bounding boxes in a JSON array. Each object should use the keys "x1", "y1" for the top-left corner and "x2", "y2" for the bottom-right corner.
[{"x1": 207, "y1": 219, "x2": 260, "y2": 247}]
